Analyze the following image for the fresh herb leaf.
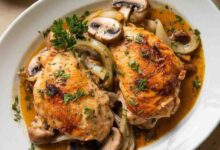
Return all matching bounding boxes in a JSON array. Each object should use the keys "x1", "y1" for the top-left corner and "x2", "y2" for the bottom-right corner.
[
  {"x1": 29, "y1": 143, "x2": 35, "y2": 150},
  {"x1": 54, "y1": 70, "x2": 71, "y2": 80},
  {"x1": 194, "y1": 29, "x2": 201, "y2": 40},
  {"x1": 12, "y1": 96, "x2": 22, "y2": 122},
  {"x1": 51, "y1": 19, "x2": 76, "y2": 50},
  {"x1": 129, "y1": 99, "x2": 138, "y2": 107},
  {"x1": 128, "y1": 60, "x2": 141, "y2": 73},
  {"x1": 137, "y1": 109, "x2": 144, "y2": 115},
  {"x1": 136, "y1": 79, "x2": 148, "y2": 91},
  {"x1": 66, "y1": 15, "x2": 88, "y2": 39},
  {"x1": 64, "y1": 89, "x2": 87, "y2": 103},
  {"x1": 83, "y1": 107, "x2": 95, "y2": 119},
  {"x1": 175, "y1": 15, "x2": 184, "y2": 24},
  {"x1": 194, "y1": 29, "x2": 200, "y2": 36},
  {"x1": 43, "y1": 28, "x2": 51, "y2": 38},
  {"x1": 135, "y1": 35, "x2": 145, "y2": 44},
  {"x1": 38, "y1": 89, "x2": 45, "y2": 99},
  {"x1": 193, "y1": 78, "x2": 201, "y2": 89},
  {"x1": 81, "y1": 11, "x2": 90, "y2": 20},
  {"x1": 124, "y1": 50, "x2": 129, "y2": 56},
  {"x1": 141, "y1": 51, "x2": 149, "y2": 59},
  {"x1": 25, "y1": 95, "x2": 31, "y2": 101}
]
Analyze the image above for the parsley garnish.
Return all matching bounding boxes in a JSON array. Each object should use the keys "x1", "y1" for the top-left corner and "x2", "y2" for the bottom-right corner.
[
  {"x1": 137, "y1": 109, "x2": 144, "y2": 115},
  {"x1": 175, "y1": 15, "x2": 184, "y2": 24},
  {"x1": 128, "y1": 60, "x2": 141, "y2": 73},
  {"x1": 64, "y1": 89, "x2": 87, "y2": 103},
  {"x1": 194, "y1": 29, "x2": 201, "y2": 40},
  {"x1": 54, "y1": 70, "x2": 71, "y2": 80},
  {"x1": 135, "y1": 35, "x2": 145, "y2": 44},
  {"x1": 194, "y1": 29, "x2": 200, "y2": 36},
  {"x1": 29, "y1": 143, "x2": 35, "y2": 150},
  {"x1": 66, "y1": 15, "x2": 88, "y2": 39},
  {"x1": 129, "y1": 99, "x2": 138, "y2": 107},
  {"x1": 38, "y1": 89, "x2": 45, "y2": 99},
  {"x1": 193, "y1": 77, "x2": 201, "y2": 89},
  {"x1": 51, "y1": 19, "x2": 76, "y2": 50},
  {"x1": 83, "y1": 107, "x2": 95, "y2": 119},
  {"x1": 12, "y1": 96, "x2": 22, "y2": 122},
  {"x1": 141, "y1": 51, "x2": 149, "y2": 59},
  {"x1": 137, "y1": 79, "x2": 148, "y2": 91}
]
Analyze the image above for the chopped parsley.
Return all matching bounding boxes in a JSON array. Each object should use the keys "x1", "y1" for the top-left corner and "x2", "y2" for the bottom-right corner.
[
  {"x1": 25, "y1": 95, "x2": 32, "y2": 110},
  {"x1": 124, "y1": 50, "x2": 129, "y2": 56},
  {"x1": 38, "y1": 89, "x2": 45, "y2": 99},
  {"x1": 135, "y1": 35, "x2": 145, "y2": 44},
  {"x1": 54, "y1": 70, "x2": 71, "y2": 80},
  {"x1": 137, "y1": 79, "x2": 148, "y2": 91},
  {"x1": 194, "y1": 29, "x2": 201, "y2": 40},
  {"x1": 137, "y1": 109, "x2": 144, "y2": 115},
  {"x1": 193, "y1": 78, "x2": 201, "y2": 89},
  {"x1": 83, "y1": 107, "x2": 95, "y2": 119},
  {"x1": 12, "y1": 96, "x2": 22, "y2": 122},
  {"x1": 64, "y1": 89, "x2": 87, "y2": 103},
  {"x1": 128, "y1": 60, "x2": 141, "y2": 73},
  {"x1": 129, "y1": 99, "x2": 138, "y2": 107},
  {"x1": 81, "y1": 11, "x2": 90, "y2": 20},
  {"x1": 194, "y1": 29, "x2": 200, "y2": 36},
  {"x1": 141, "y1": 51, "x2": 149, "y2": 59},
  {"x1": 175, "y1": 15, "x2": 184, "y2": 24},
  {"x1": 29, "y1": 143, "x2": 35, "y2": 150}
]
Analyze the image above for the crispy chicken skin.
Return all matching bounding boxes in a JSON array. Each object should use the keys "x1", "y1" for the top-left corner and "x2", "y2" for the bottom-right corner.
[
  {"x1": 111, "y1": 26, "x2": 184, "y2": 127},
  {"x1": 32, "y1": 50, "x2": 113, "y2": 142}
]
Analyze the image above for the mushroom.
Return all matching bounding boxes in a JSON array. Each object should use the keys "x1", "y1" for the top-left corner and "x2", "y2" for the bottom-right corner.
[
  {"x1": 88, "y1": 17, "x2": 123, "y2": 43},
  {"x1": 112, "y1": 0, "x2": 148, "y2": 22},
  {"x1": 27, "y1": 50, "x2": 46, "y2": 82},
  {"x1": 101, "y1": 127, "x2": 122, "y2": 150}
]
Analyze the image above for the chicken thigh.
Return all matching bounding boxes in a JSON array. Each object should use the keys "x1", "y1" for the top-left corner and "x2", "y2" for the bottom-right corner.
[
  {"x1": 111, "y1": 26, "x2": 185, "y2": 128},
  {"x1": 29, "y1": 50, "x2": 113, "y2": 144}
]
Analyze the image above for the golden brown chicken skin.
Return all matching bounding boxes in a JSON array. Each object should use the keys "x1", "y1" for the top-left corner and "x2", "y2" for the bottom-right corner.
[
  {"x1": 33, "y1": 50, "x2": 113, "y2": 142},
  {"x1": 111, "y1": 26, "x2": 185, "y2": 127}
]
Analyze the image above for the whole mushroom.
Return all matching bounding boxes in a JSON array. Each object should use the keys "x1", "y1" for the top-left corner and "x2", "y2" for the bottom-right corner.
[
  {"x1": 112, "y1": 0, "x2": 148, "y2": 22},
  {"x1": 88, "y1": 17, "x2": 123, "y2": 43}
]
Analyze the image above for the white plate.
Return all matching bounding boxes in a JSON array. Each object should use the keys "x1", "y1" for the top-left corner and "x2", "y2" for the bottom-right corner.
[{"x1": 0, "y1": 0, "x2": 220, "y2": 149}]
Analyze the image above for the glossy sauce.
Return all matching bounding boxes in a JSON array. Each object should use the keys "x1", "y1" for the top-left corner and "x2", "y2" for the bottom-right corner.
[{"x1": 20, "y1": 5, "x2": 205, "y2": 150}]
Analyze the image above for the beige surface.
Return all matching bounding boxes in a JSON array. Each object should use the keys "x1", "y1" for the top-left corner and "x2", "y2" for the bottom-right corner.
[{"x1": 0, "y1": 0, "x2": 219, "y2": 149}]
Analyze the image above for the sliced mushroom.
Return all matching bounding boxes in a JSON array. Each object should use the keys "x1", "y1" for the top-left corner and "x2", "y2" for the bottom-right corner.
[
  {"x1": 27, "y1": 49, "x2": 47, "y2": 82},
  {"x1": 101, "y1": 127, "x2": 122, "y2": 150},
  {"x1": 112, "y1": 0, "x2": 148, "y2": 22},
  {"x1": 88, "y1": 17, "x2": 123, "y2": 43}
]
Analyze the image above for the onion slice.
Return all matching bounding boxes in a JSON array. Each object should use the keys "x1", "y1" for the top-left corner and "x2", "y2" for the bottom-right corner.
[
  {"x1": 155, "y1": 19, "x2": 200, "y2": 54},
  {"x1": 75, "y1": 38, "x2": 113, "y2": 89}
]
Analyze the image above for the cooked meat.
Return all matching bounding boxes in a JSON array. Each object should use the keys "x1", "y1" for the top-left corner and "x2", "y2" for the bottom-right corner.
[
  {"x1": 111, "y1": 26, "x2": 184, "y2": 128},
  {"x1": 32, "y1": 50, "x2": 113, "y2": 143},
  {"x1": 28, "y1": 115, "x2": 55, "y2": 145}
]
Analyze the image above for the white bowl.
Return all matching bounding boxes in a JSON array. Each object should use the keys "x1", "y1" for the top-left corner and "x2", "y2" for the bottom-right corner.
[{"x1": 0, "y1": 0, "x2": 220, "y2": 149}]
